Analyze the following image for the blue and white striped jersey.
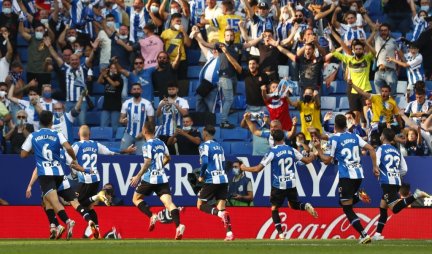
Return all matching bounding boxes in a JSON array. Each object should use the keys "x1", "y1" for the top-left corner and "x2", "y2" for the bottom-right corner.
[
  {"x1": 70, "y1": 0, "x2": 97, "y2": 38},
  {"x1": 412, "y1": 15, "x2": 429, "y2": 41},
  {"x1": 260, "y1": 144, "x2": 303, "y2": 189},
  {"x1": 339, "y1": 24, "x2": 366, "y2": 45},
  {"x1": 22, "y1": 128, "x2": 68, "y2": 176},
  {"x1": 61, "y1": 63, "x2": 89, "y2": 102},
  {"x1": 158, "y1": 97, "x2": 189, "y2": 136},
  {"x1": 128, "y1": 8, "x2": 150, "y2": 43},
  {"x1": 276, "y1": 21, "x2": 291, "y2": 41},
  {"x1": 189, "y1": 0, "x2": 206, "y2": 27},
  {"x1": 141, "y1": 138, "x2": 170, "y2": 184},
  {"x1": 199, "y1": 140, "x2": 228, "y2": 184},
  {"x1": 329, "y1": 132, "x2": 367, "y2": 179},
  {"x1": 39, "y1": 98, "x2": 58, "y2": 112},
  {"x1": 121, "y1": 98, "x2": 154, "y2": 138},
  {"x1": 72, "y1": 140, "x2": 115, "y2": 184},
  {"x1": 101, "y1": 4, "x2": 123, "y2": 29},
  {"x1": 52, "y1": 111, "x2": 75, "y2": 142},
  {"x1": 376, "y1": 144, "x2": 407, "y2": 186},
  {"x1": 404, "y1": 99, "x2": 432, "y2": 125},
  {"x1": 405, "y1": 52, "x2": 424, "y2": 86}
]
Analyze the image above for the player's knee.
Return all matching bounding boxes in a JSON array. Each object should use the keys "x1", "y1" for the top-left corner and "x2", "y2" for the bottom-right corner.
[{"x1": 132, "y1": 196, "x2": 142, "y2": 206}]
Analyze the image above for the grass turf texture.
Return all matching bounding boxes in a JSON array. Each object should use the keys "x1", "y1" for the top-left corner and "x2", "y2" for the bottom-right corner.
[{"x1": 0, "y1": 240, "x2": 431, "y2": 254}]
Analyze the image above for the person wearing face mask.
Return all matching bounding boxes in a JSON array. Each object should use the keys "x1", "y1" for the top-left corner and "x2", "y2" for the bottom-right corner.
[
  {"x1": 152, "y1": 51, "x2": 181, "y2": 99},
  {"x1": 38, "y1": 84, "x2": 58, "y2": 112},
  {"x1": 4, "y1": 110, "x2": 33, "y2": 154},
  {"x1": 0, "y1": 0, "x2": 19, "y2": 50},
  {"x1": 8, "y1": 84, "x2": 42, "y2": 130},
  {"x1": 331, "y1": 7, "x2": 367, "y2": 46},
  {"x1": 156, "y1": 82, "x2": 189, "y2": 154},
  {"x1": 19, "y1": 21, "x2": 55, "y2": 91},
  {"x1": 159, "y1": 0, "x2": 190, "y2": 30},
  {"x1": 136, "y1": 23, "x2": 164, "y2": 70},
  {"x1": 288, "y1": 87, "x2": 322, "y2": 142},
  {"x1": 331, "y1": 30, "x2": 376, "y2": 126},
  {"x1": 119, "y1": 83, "x2": 155, "y2": 155},
  {"x1": 58, "y1": 26, "x2": 80, "y2": 50},
  {"x1": 98, "y1": 62, "x2": 123, "y2": 133},
  {"x1": 411, "y1": 9, "x2": 429, "y2": 41},
  {"x1": 100, "y1": 0, "x2": 124, "y2": 29},
  {"x1": 144, "y1": 0, "x2": 163, "y2": 35},
  {"x1": 227, "y1": 161, "x2": 254, "y2": 207},
  {"x1": 0, "y1": 29, "x2": 13, "y2": 82},
  {"x1": 167, "y1": 115, "x2": 201, "y2": 155},
  {"x1": 129, "y1": 0, "x2": 148, "y2": 43}
]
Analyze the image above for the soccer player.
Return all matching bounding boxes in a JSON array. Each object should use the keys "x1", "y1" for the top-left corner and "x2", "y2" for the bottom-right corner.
[
  {"x1": 314, "y1": 114, "x2": 378, "y2": 244},
  {"x1": 196, "y1": 125, "x2": 234, "y2": 241},
  {"x1": 372, "y1": 128, "x2": 430, "y2": 241},
  {"x1": 71, "y1": 125, "x2": 136, "y2": 238},
  {"x1": 130, "y1": 122, "x2": 185, "y2": 240},
  {"x1": 21, "y1": 110, "x2": 88, "y2": 240},
  {"x1": 240, "y1": 129, "x2": 318, "y2": 240}
]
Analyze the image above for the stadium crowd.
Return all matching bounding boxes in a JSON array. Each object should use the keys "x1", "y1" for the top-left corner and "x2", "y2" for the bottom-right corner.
[{"x1": 0, "y1": 0, "x2": 432, "y2": 158}]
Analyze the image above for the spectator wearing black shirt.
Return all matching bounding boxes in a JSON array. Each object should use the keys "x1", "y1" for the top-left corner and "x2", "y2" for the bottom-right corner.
[
  {"x1": 152, "y1": 51, "x2": 180, "y2": 99},
  {"x1": 382, "y1": 0, "x2": 412, "y2": 35},
  {"x1": 4, "y1": 110, "x2": 34, "y2": 154},
  {"x1": 97, "y1": 63, "x2": 123, "y2": 133},
  {"x1": 415, "y1": 19, "x2": 432, "y2": 79},
  {"x1": 242, "y1": 58, "x2": 269, "y2": 113},
  {"x1": 167, "y1": 115, "x2": 201, "y2": 155}
]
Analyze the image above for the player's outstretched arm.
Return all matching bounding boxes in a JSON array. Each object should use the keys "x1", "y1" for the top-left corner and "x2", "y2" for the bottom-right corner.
[
  {"x1": 240, "y1": 163, "x2": 264, "y2": 173},
  {"x1": 313, "y1": 138, "x2": 333, "y2": 165}
]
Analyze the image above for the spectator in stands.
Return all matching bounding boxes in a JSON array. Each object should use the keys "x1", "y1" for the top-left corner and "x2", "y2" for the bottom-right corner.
[
  {"x1": 242, "y1": 1, "x2": 279, "y2": 57},
  {"x1": 288, "y1": 87, "x2": 322, "y2": 141},
  {"x1": 0, "y1": 0, "x2": 18, "y2": 50},
  {"x1": 292, "y1": 131, "x2": 310, "y2": 154},
  {"x1": 119, "y1": 83, "x2": 154, "y2": 155},
  {"x1": 50, "y1": 93, "x2": 85, "y2": 142},
  {"x1": 98, "y1": 62, "x2": 123, "y2": 133},
  {"x1": 372, "y1": 23, "x2": 399, "y2": 96},
  {"x1": 404, "y1": 85, "x2": 432, "y2": 125},
  {"x1": 51, "y1": 48, "x2": 72, "y2": 101},
  {"x1": 261, "y1": 81, "x2": 293, "y2": 132},
  {"x1": 160, "y1": 13, "x2": 191, "y2": 84},
  {"x1": 167, "y1": 115, "x2": 201, "y2": 155},
  {"x1": 410, "y1": 1, "x2": 429, "y2": 41},
  {"x1": 387, "y1": 42, "x2": 424, "y2": 101},
  {"x1": 402, "y1": 127, "x2": 429, "y2": 156},
  {"x1": 331, "y1": 7, "x2": 366, "y2": 46},
  {"x1": 331, "y1": 29, "x2": 376, "y2": 124},
  {"x1": 323, "y1": 111, "x2": 366, "y2": 138},
  {"x1": 274, "y1": 38, "x2": 329, "y2": 97},
  {"x1": 382, "y1": 0, "x2": 413, "y2": 35},
  {"x1": 200, "y1": 0, "x2": 242, "y2": 43},
  {"x1": 7, "y1": 82, "x2": 40, "y2": 129},
  {"x1": 117, "y1": 55, "x2": 155, "y2": 102},
  {"x1": 242, "y1": 57, "x2": 269, "y2": 113},
  {"x1": 227, "y1": 160, "x2": 254, "y2": 207},
  {"x1": 144, "y1": 0, "x2": 164, "y2": 35},
  {"x1": 276, "y1": 3, "x2": 296, "y2": 42},
  {"x1": 58, "y1": 25, "x2": 81, "y2": 50},
  {"x1": 415, "y1": 16, "x2": 432, "y2": 79},
  {"x1": 0, "y1": 82, "x2": 9, "y2": 109},
  {"x1": 0, "y1": 29, "x2": 13, "y2": 82},
  {"x1": 152, "y1": 50, "x2": 180, "y2": 99},
  {"x1": 135, "y1": 23, "x2": 164, "y2": 70},
  {"x1": 192, "y1": 27, "x2": 243, "y2": 129},
  {"x1": 240, "y1": 111, "x2": 270, "y2": 156},
  {"x1": 128, "y1": 0, "x2": 148, "y2": 43},
  {"x1": 156, "y1": 82, "x2": 189, "y2": 154},
  {"x1": 0, "y1": 91, "x2": 11, "y2": 151},
  {"x1": 4, "y1": 109, "x2": 33, "y2": 154},
  {"x1": 203, "y1": 0, "x2": 223, "y2": 44},
  {"x1": 38, "y1": 84, "x2": 58, "y2": 112},
  {"x1": 45, "y1": 37, "x2": 98, "y2": 125},
  {"x1": 349, "y1": 82, "x2": 402, "y2": 147},
  {"x1": 18, "y1": 21, "x2": 55, "y2": 90},
  {"x1": 159, "y1": 0, "x2": 190, "y2": 30},
  {"x1": 101, "y1": 0, "x2": 127, "y2": 29}
]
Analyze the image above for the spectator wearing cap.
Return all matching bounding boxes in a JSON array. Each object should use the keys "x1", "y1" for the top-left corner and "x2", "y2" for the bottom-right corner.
[
  {"x1": 242, "y1": 1, "x2": 280, "y2": 56},
  {"x1": 156, "y1": 82, "x2": 189, "y2": 154},
  {"x1": 371, "y1": 23, "x2": 399, "y2": 97},
  {"x1": 387, "y1": 41, "x2": 424, "y2": 101},
  {"x1": 134, "y1": 23, "x2": 164, "y2": 70}
]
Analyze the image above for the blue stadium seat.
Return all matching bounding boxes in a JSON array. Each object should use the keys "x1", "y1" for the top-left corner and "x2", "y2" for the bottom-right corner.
[
  {"x1": 395, "y1": 96, "x2": 408, "y2": 109},
  {"x1": 73, "y1": 126, "x2": 80, "y2": 141},
  {"x1": 188, "y1": 79, "x2": 200, "y2": 97},
  {"x1": 220, "y1": 142, "x2": 231, "y2": 154},
  {"x1": 290, "y1": 110, "x2": 300, "y2": 123},
  {"x1": 236, "y1": 81, "x2": 245, "y2": 96},
  {"x1": 115, "y1": 127, "x2": 126, "y2": 140},
  {"x1": 391, "y1": 32, "x2": 402, "y2": 39},
  {"x1": 332, "y1": 81, "x2": 347, "y2": 94},
  {"x1": 425, "y1": 81, "x2": 432, "y2": 90},
  {"x1": 93, "y1": 83, "x2": 105, "y2": 95},
  {"x1": 338, "y1": 97, "x2": 350, "y2": 111},
  {"x1": 228, "y1": 112, "x2": 240, "y2": 125},
  {"x1": 320, "y1": 96, "x2": 337, "y2": 110},
  {"x1": 230, "y1": 142, "x2": 253, "y2": 155},
  {"x1": 97, "y1": 96, "x2": 104, "y2": 110},
  {"x1": 186, "y1": 96, "x2": 196, "y2": 110},
  {"x1": 406, "y1": 32, "x2": 413, "y2": 41},
  {"x1": 187, "y1": 66, "x2": 202, "y2": 79},
  {"x1": 198, "y1": 126, "x2": 221, "y2": 141},
  {"x1": 289, "y1": 96, "x2": 299, "y2": 109},
  {"x1": 186, "y1": 49, "x2": 201, "y2": 65},
  {"x1": 220, "y1": 127, "x2": 249, "y2": 141},
  {"x1": 18, "y1": 48, "x2": 28, "y2": 63},
  {"x1": 232, "y1": 95, "x2": 246, "y2": 110},
  {"x1": 100, "y1": 141, "x2": 121, "y2": 151},
  {"x1": 153, "y1": 96, "x2": 160, "y2": 109},
  {"x1": 85, "y1": 112, "x2": 101, "y2": 126},
  {"x1": 90, "y1": 127, "x2": 113, "y2": 141},
  {"x1": 215, "y1": 113, "x2": 221, "y2": 125},
  {"x1": 17, "y1": 34, "x2": 28, "y2": 46}
]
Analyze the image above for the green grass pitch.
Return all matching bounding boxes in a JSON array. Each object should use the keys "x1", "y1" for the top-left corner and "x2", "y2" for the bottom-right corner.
[{"x1": 0, "y1": 240, "x2": 431, "y2": 254}]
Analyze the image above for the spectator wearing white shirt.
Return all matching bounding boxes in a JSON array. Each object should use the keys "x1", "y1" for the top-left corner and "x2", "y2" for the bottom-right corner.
[
  {"x1": 7, "y1": 84, "x2": 41, "y2": 129},
  {"x1": 38, "y1": 84, "x2": 58, "y2": 112}
]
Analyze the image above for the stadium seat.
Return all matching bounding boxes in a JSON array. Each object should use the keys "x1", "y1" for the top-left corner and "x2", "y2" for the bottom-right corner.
[
  {"x1": 186, "y1": 96, "x2": 196, "y2": 110},
  {"x1": 391, "y1": 32, "x2": 402, "y2": 39},
  {"x1": 338, "y1": 97, "x2": 350, "y2": 111},
  {"x1": 406, "y1": 32, "x2": 413, "y2": 41},
  {"x1": 220, "y1": 142, "x2": 231, "y2": 154},
  {"x1": 187, "y1": 66, "x2": 202, "y2": 79},
  {"x1": 188, "y1": 79, "x2": 200, "y2": 97},
  {"x1": 236, "y1": 81, "x2": 246, "y2": 96},
  {"x1": 425, "y1": 81, "x2": 432, "y2": 90},
  {"x1": 332, "y1": 81, "x2": 347, "y2": 94},
  {"x1": 97, "y1": 96, "x2": 104, "y2": 110},
  {"x1": 86, "y1": 112, "x2": 101, "y2": 126},
  {"x1": 395, "y1": 96, "x2": 408, "y2": 109},
  {"x1": 115, "y1": 127, "x2": 126, "y2": 140},
  {"x1": 220, "y1": 127, "x2": 249, "y2": 141},
  {"x1": 186, "y1": 49, "x2": 201, "y2": 65},
  {"x1": 17, "y1": 34, "x2": 28, "y2": 46},
  {"x1": 100, "y1": 141, "x2": 121, "y2": 151},
  {"x1": 228, "y1": 112, "x2": 240, "y2": 125},
  {"x1": 232, "y1": 95, "x2": 246, "y2": 110},
  {"x1": 93, "y1": 83, "x2": 105, "y2": 95},
  {"x1": 18, "y1": 48, "x2": 28, "y2": 63},
  {"x1": 397, "y1": 81, "x2": 407, "y2": 95},
  {"x1": 90, "y1": 127, "x2": 113, "y2": 141},
  {"x1": 153, "y1": 96, "x2": 160, "y2": 109},
  {"x1": 198, "y1": 126, "x2": 220, "y2": 141},
  {"x1": 230, "y1": 142, "x2": 253, "y2": 155},
  {"x1": 320, "y1": 96, "x2": 337, "y2": 110}
]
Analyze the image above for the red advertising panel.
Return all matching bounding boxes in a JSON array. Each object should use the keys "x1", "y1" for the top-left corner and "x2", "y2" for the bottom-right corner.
[{"x1": 0, "y1": 206, "x2": 430, "y2": 239}]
